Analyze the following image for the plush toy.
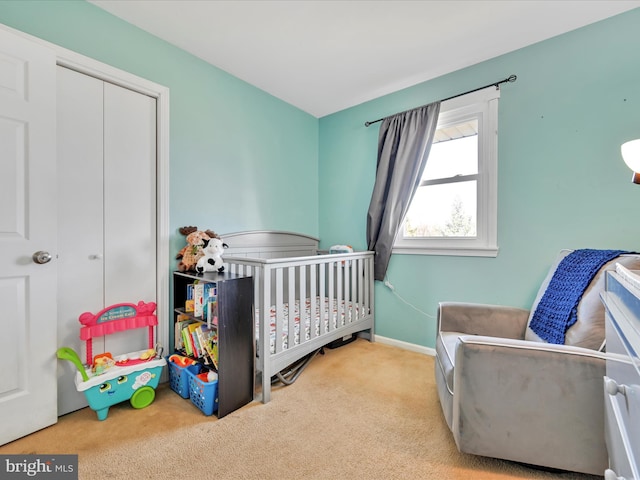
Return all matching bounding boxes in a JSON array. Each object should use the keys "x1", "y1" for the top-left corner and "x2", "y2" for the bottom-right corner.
[
  {"x1": 176, "y1": 226, "x2": 219, "y2": 272},
  {"x1": 195, "y1": 237, "x2": 228, "y2": 273}
]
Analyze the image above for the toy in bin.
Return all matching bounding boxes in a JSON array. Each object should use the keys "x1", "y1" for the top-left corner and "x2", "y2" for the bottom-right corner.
[
  {"x1": 167, "y1": 354, "x2": 200, "y2": 399},
  {"x1": 167, "y1": 354, "x2": 219, "y2": 415},
  {"x1": 56, "y1": 301, "x2": 167, "y2": 421}
]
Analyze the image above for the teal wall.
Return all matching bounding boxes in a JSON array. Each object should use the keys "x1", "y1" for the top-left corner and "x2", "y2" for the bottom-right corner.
[
  {"x1": 0, "y1": 0, "x2": 319, "y2": 262},
  {"x1": 319, "y1": 8, "x2": 640, "y2": 348}
]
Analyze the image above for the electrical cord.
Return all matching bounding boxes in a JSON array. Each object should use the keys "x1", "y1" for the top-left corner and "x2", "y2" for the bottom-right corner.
[
  {"x1": 384, "y1": 275, "x2": 436, "y2": 319},
  {"x1": 270, "y1": 275, "x2": 433, "y2": 386}
]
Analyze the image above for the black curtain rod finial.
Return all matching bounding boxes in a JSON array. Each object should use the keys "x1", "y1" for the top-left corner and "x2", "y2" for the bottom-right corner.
[{"x1": 364, "y1": 73, "x2": 517, "y2": 127}]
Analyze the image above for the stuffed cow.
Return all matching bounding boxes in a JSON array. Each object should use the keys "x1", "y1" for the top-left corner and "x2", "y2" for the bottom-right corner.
[{"x1": 195, "y1": 237, "x2": 228, "y2": 273}]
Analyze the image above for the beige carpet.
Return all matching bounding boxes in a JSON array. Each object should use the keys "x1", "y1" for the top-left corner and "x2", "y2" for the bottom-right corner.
[{"x1": 1, "y1": 340, "x2": 601, "y2": 480}]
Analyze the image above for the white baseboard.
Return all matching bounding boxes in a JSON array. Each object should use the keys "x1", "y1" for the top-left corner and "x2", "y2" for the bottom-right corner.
[{"x1": 374, "y1": 334, "x2": 435, "y2": 356}]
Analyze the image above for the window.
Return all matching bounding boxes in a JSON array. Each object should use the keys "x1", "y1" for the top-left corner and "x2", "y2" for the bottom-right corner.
[{"x1": 393, "y1": 87, "x2": 499, "y2": 256}]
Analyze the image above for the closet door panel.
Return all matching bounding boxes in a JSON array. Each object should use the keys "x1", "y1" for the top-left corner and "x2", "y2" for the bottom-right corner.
[
  {"x1": 103, "y1": 82, "x2": 157, "y2": 354},
  {"x1": 56, "y1": 66, "x2": 105, "y2": 414}
]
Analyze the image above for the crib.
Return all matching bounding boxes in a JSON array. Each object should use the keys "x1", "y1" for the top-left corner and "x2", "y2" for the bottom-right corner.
[{"x1": 222, "y1": 231, "x2": 375, "y2": 403}]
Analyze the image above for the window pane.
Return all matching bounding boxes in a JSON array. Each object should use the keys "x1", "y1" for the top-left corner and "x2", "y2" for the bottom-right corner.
[
  {"x1": 393, "y1": 88, "x2": 498, "y2": 256},
  {"x1": 423, "y1": 125, "x2": 478, "y2": 181},
  {"x1": 403, "y1": 181, "x2": 477, "y2": 237}
]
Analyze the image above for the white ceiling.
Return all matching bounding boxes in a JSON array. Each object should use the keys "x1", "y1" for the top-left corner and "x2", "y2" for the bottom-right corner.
[{"x1": 89, "y1": 0, "x2": 640, "y2": 118}]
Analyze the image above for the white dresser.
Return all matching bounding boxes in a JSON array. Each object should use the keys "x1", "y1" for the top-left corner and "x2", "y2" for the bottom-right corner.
[{"x1": 601, "y1": 270, "x2": 640, "y2": 480}]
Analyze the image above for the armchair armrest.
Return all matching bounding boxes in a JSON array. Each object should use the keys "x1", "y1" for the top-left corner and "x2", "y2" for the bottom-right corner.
[
  {"x1": 451, "y1": 336, "x2": 607, "y2": 474},
  {"x1": 438, "y1": 301, "x2": 529, "y2": 339}
]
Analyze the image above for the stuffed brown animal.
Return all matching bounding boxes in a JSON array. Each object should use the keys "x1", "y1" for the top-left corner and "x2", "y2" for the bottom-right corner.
[{"x1": 176, "y1": 226, "x2": 219, "y2": 272}]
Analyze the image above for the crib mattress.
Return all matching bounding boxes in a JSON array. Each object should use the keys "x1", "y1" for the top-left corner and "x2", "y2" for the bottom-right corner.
[{"x1": 256, "y1": 297, "x2": 366, "y2": 354}]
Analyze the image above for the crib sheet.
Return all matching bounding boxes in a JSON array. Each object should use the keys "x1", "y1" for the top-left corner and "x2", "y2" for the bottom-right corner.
[{"x1": 256, "y1": 297, "x2": 365, "y2": 354}]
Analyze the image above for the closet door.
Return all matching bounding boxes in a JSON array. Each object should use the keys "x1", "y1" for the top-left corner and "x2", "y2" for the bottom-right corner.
[
  {"x1": 103, "y1": 82, "x2": 157, "y2": 354},
  {"x1": 56, "y1": 67, "x2": 157, "y2": 415},
  {"x1": 56, "y1": 66, "x2": 105, "y2": 415}
]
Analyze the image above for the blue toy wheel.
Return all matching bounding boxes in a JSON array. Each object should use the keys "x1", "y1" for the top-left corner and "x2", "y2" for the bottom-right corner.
[{"x1": 130, "y1": 386, "x2": 155, "y2": 409}]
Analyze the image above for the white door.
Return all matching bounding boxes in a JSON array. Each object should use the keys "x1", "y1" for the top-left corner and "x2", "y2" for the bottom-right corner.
[
  {"x1": 56, "y1": 67, "x2": 157, "y2": 415},
  {"x1": 0, "y1": 29, "x2": 58, "y2": 444},
  {"x1": 56, "y1": 66, "x2": 105, "y2": 414}
]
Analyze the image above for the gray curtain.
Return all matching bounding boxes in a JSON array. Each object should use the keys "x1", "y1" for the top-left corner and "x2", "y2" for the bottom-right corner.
[{"x1": 366, "y1": 102, "x2": 441, "y2": 281}]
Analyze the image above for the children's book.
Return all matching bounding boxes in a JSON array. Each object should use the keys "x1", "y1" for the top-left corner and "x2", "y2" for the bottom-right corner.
[
  {"x1": 188, "y1": 321, "x2": 205, "y2": 357},
  {"x1": 181, "y1": 326, "x2": 193, "y2": 356},
  {"x1": 194, "y1": 325, "x2": 208, "y2": 365},
  {"x1": 203, "y1": 283, "x2": 217, "y2": 325},
  {"x1": 185, "y1": 283, "x2": 195, "y2": 312},
  {"x1": 193, "y1": 282, "x2": 205, "y2": 318},
  {"x1": 174, "y1": 314, "x2": 192, "y2": 351},
  {"x1": 196, "y1": 324, "x2": 218, "y2": 369},
  {"x1": 179, "y1": 318, "x2": 200, "y2": 356}
]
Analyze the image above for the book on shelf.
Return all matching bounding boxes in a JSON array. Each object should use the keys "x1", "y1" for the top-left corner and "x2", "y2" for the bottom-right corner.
[
  {"x1": 203, "y1": 283, "x2": 218, "y2": 326},
  {"x1": 178, "y1": 318, "x2": 202, "y2": 357},
  {"x1": 174, "y1": 313, "x2": 192, "y2": 351},
  {"x1": 176, "y1": 279, "x2": 221, "y2": 363},
  {"x1": 185, "y1": 283, "x2": 195, "y2": 312},
  {"x1": 188, "y1": 321, "x2": 204, "y2": 357},
  {"x1": 180, "y1": 325, "x2": 193, "y2": 356},
  {"x1": 196, "y1": 323, "x2": 218, "y2": 369},
  {"x1": 193, "y1": 282, "x2": 205, "y2": 318}
]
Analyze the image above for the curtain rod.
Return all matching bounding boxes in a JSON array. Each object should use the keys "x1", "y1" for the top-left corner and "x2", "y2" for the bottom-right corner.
[{"x1": 364, "y1": 74, "x2": 517, "y2": 127}]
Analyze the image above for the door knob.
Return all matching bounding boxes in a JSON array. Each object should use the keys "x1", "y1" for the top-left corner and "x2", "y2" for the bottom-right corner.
[{"x1": 32, "y1": 251, "x2": 52, "y2": 264}]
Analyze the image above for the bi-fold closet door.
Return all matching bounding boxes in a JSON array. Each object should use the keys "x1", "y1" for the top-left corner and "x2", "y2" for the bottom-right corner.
[{"x1": 56, "y1": 66, "x2": 157, "y2": 415}]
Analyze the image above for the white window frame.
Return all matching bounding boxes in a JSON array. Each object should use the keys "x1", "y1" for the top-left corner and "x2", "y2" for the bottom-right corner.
[{"x1": 393, "y1": 86, "x2": 499, "y2": 257}]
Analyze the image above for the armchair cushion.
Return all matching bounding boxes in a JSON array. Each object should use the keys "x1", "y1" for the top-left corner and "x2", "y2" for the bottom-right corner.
[
  {"x1": 524, "y1": 252, "x2": 640, "y2": 350},
  {"x1": 527, "y1": 249, "x2": 627, "y2": 345}
]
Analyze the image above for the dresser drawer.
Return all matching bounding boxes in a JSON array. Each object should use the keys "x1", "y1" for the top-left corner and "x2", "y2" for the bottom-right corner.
[
  {"x1": 604, "y1": 378, "x2": 640, "y2": 479},
  {"x1": 606, "y1": 308, "x2": 640, "y2": 386},
  {"x1": 603, "y1": 271, "x2": 640, "y2": 477},
  {"x1": 604, "y1": 274, "x2": 640, "y2": 376},
  {"x1": 603, "y1": 273, "x2": 640, "y2": 478},
  {"x1": 605, "y1": 312, "x2": 640, "y2": 453}
]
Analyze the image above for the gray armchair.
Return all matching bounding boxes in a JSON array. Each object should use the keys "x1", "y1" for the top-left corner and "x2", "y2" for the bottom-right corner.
[{"x1": 435, "y1": 250, "x2": 640, "y2": 475}]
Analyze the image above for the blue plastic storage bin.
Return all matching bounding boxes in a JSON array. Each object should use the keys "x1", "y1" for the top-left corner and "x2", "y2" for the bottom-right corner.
[
  {"x1": 186, "y1": 368, "x2": 219, "y2": 416},
  {"x1": 167, "y1": 357, "x2": 201, "y2": 399}
]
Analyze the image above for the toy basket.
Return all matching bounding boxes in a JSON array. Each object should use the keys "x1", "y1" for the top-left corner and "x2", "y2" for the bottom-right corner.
[
  {"x1": 167, "y1": 358, "x2": 201, "y2": 399},
  {"x1": 187, "y1": 368, "x2": 219, "y2": 416}
]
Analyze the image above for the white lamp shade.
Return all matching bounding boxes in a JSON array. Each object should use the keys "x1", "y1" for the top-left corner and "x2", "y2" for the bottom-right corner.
[{"x1": 621, "y1": 139, "x2": 640, "y2": 172}]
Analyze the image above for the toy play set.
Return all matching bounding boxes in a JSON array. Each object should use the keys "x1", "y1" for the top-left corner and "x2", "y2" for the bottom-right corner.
[{"x1": 56, "y1": 301, "x2": 166, "y2": 421}]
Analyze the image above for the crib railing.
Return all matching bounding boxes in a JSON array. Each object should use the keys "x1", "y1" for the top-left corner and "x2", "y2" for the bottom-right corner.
[{"x1": 225, "y1": 251, "x2": 375, "y2": 398}]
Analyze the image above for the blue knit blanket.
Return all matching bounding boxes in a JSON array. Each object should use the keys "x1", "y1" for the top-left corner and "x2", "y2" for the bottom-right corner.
[{"x1": 529, "y1": 249, "x2": 627, "y2": 344}]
